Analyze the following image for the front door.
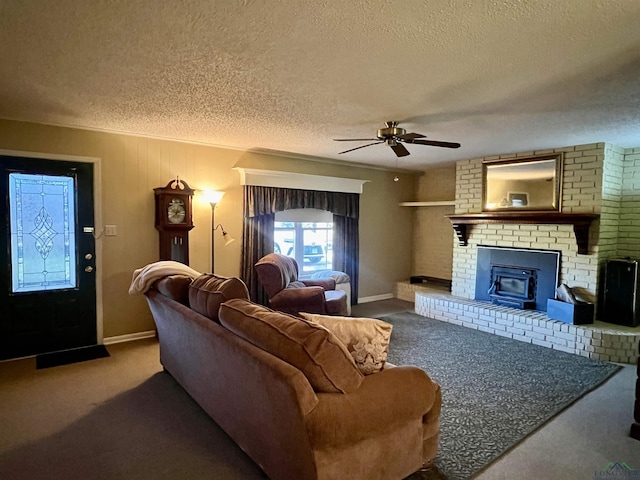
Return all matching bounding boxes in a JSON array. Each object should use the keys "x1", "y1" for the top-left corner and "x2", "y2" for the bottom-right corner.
[{"x1": 0, "y1": 155, "x2": 97, "y2": 360}]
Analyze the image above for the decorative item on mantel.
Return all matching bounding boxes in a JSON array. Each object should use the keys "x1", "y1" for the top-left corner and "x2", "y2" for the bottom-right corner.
[{"x1": 547, "y1": 284, "x2": 594, "y2": 325}]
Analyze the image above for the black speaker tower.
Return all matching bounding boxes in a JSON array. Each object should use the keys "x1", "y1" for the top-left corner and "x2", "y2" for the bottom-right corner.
[{"x1": 602, "y1": 258, "x2": 640, "y2": 327}]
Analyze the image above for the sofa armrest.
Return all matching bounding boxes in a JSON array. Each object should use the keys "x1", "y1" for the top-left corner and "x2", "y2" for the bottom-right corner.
[
  {"x1": 302, "y1": 278, "x2": 336, "y2": 290},
  {"x1": 305, "y1": 366, "x2": 440, "y2": 448}
]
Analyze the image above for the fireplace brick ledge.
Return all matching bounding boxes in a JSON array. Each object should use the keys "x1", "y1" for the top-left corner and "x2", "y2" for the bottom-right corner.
[
  {"x1": 414, "y1": 291, "x2": 639, "y2": 364},
  {"x1": 446, "y1": 212, "x2": 599, "y2": 255}
]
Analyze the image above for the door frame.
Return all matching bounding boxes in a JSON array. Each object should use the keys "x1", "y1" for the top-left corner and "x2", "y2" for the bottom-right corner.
[{"x1": 0, "y1": 149, "x2": 104, "y2": 345}]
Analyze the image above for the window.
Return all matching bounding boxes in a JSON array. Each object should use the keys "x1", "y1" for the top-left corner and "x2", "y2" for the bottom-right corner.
[{"x1": 274, "y1": 209, "x2": 332, "y2": 278}]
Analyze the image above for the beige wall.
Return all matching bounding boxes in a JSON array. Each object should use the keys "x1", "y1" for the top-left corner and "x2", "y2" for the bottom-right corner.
[
  {"x1": 411, "y1": 165, "x2": 456, "y2": 280},
  {"x1": 0, "y1": 119, "x2": 416, "y2": 338}
]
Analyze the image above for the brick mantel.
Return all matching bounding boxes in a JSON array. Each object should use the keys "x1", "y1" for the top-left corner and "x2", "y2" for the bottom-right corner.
[{"x1": 447, "y1": 212, "x2": 599, "y2": 254}]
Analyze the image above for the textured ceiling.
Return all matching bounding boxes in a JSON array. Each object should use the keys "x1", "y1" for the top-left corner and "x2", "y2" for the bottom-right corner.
[{"x1": 1, "y1": 1, "x2": 639, "y2": 171}]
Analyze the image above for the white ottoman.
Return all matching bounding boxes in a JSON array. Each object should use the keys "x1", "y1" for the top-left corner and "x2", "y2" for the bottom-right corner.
[{"x1": 310, "y1": 270, "x2": 351, "y2": 315}]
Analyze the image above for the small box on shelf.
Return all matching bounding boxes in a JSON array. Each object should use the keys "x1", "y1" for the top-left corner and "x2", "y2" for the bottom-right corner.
[{"x1": 546, "y1": 298, "x2": 594, "y2": 325}]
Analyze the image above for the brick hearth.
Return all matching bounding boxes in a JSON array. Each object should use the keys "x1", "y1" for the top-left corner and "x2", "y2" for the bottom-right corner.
[{"x1": 400, "y1": 285, "x2": 640, "y2": 364}]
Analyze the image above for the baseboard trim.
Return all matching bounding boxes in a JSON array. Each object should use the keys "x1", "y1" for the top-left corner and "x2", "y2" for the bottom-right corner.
[
  {"x1": 103, "y1": 330, "x2": 157, "y2": 345},
  {"x1": 358, "y1": 293, "x2": 395, "y2": 303}
]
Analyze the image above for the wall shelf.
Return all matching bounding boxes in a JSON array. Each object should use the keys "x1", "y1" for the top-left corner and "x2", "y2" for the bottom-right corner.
[
  {"x1": 446, "y1": 212, "x2": 600, "y2": 255},
  {"x1": 399, "y1": 200, "x2": 456, "y2": 207}
]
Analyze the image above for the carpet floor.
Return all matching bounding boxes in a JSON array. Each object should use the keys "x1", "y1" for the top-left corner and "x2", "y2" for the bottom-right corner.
[{"x1": 379, "y1": 312, "x2": 622, "y2": 480}]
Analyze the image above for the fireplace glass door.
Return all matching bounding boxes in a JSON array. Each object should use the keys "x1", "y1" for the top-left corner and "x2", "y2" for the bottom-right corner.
[{"x1": 489, "y1": 266, "x2": 537, "y2": 309}]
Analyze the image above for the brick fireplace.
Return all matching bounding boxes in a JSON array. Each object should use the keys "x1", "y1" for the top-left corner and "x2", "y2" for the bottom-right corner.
[
  {"x1": 405, "y1": 143, "x2": 640, "y2": 363},
  {"x1": 452, "y1": 147, "x2": 603, "y2": 304},
  {"x1": 449, "y1": 143, "x2": 639, "y2": 307}
]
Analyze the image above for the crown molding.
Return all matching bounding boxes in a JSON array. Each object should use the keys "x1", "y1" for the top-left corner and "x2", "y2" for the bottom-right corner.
[{"x1": 234, "y1": 168, "x2": 369, "y2": 194}]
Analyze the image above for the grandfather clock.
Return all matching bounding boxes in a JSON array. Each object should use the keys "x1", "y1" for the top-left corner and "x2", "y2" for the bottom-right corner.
[{"x1": 154, "y1": 178, "x2": 195, "y2": 264}]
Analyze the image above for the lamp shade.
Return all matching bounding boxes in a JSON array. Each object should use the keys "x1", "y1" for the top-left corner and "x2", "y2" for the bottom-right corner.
[
  {"x1": 222, "y1": 232, "x2": 235, "y2": 246},
  {"x1": 203, "y1": 190, "x2": 225, "y2": 205}
]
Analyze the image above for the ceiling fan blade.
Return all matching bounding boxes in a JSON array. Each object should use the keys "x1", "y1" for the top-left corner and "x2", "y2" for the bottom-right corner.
[
  {"x1": 408, "y1": 139, "x2": 461, "y2": 149},
  {"x1": 334, "y1": 138, "x2": 379, "y2": 141},
  {"x1": 396, "y1": 132, "x2": 426, "y2": 141},
  {"x1": 338, "y1": 141, "x2": 383, "y2": 154},
  {"x1": 390, "y1": 143, "x2": 410, "y2": 157}
]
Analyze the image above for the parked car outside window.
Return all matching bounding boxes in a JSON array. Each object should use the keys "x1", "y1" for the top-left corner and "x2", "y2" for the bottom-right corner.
[
  {"x1": 274, "y1": 220, "x2": 332, "y2": 277},
  {"x1": 304, "y1": 244, "x2": 324, "y2": 263}
]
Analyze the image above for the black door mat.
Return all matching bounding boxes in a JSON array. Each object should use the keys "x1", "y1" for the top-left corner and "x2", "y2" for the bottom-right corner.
[{"x1": 36, "y1": 345, "x2": 110, "y2": 369}]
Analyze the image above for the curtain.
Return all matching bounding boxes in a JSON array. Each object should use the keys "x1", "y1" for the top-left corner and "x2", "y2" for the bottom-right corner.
[
  {"x1": 241, "y1": 185, "x2": 360, "y2": 306},
  {"x1": 332, "y1": 213, "x2": 359, "y2": 304},
  {"x1": 240, "y1": 211, "x2": 274, "y2": 305}
]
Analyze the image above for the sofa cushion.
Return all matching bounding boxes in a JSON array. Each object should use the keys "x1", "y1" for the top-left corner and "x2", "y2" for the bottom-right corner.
[
  {"x1": 219, "y1": 298, "x2": 363, "y2": 393},
  {"x1": 154, "y1": 274, "x2": 192, "y2": 304},
  {"x1": 300, "y1": 313, "x2": 393, "y2": 375},
  {"x1": 188, "y1": 274, "x2": 250, "y2": 322}
]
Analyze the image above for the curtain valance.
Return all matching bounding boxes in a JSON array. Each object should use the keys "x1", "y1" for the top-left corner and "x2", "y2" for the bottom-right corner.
[{"x1": 245, "y1": 186, "x2": 359, "y2": 219}]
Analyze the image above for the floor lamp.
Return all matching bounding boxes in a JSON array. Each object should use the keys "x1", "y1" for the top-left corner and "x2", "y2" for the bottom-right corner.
[{"x1": 203, "y1": 190, "x2": 235, "y2": 272}]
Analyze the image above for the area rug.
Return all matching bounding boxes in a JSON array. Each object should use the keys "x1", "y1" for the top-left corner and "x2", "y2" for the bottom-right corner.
[
  {"x1": 377, "y1": 312, "x2": 622, "y2": 480},
  {"x1": 36, "y1": 345, "x2": 110, "y2": 369}
]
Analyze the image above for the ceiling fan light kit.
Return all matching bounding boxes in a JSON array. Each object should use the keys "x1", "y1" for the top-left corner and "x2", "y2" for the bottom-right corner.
[{"x1": 334, "y1": 121, "x2": 461, "y2": 157}]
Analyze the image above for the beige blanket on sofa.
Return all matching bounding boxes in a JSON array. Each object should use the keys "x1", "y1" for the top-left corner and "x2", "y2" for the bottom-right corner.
[{"x1": 129, "y1": 261, "x2": 201, "y2": 295}]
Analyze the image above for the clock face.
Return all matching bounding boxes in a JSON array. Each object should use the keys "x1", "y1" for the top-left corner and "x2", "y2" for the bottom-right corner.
[{"x1": 167, "y1": 198, "x2": 186, "y2": 224}]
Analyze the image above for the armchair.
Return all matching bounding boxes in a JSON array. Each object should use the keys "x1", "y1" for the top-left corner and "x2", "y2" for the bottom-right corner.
[{"x1": 255, "y1": 253, "x2": 348, "y2": 316}]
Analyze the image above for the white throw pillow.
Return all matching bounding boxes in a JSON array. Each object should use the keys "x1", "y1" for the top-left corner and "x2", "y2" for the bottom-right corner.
[{"x1": 300, "y1": 313, "x2": 392, "y2": 375}]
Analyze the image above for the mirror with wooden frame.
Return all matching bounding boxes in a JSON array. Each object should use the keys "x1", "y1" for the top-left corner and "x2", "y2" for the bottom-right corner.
[{"x1": 482, "y1": 154, "x2": 563, "y2": 212}]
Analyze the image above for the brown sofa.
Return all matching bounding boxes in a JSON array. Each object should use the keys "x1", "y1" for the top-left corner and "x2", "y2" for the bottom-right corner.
[{"x1": 145, "y1": 273, "x2": 441, "y2": 480}]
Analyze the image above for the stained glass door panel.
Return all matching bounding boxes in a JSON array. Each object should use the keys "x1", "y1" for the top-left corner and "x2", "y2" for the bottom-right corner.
[{"x1": 9, "y1": 173, "x2": 77, "y2": 292}]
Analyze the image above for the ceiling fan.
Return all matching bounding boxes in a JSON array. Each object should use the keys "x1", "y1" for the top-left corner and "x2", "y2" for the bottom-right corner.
[{"x1": 334, "y1": 121, "x2": 461, "y2": 157}]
